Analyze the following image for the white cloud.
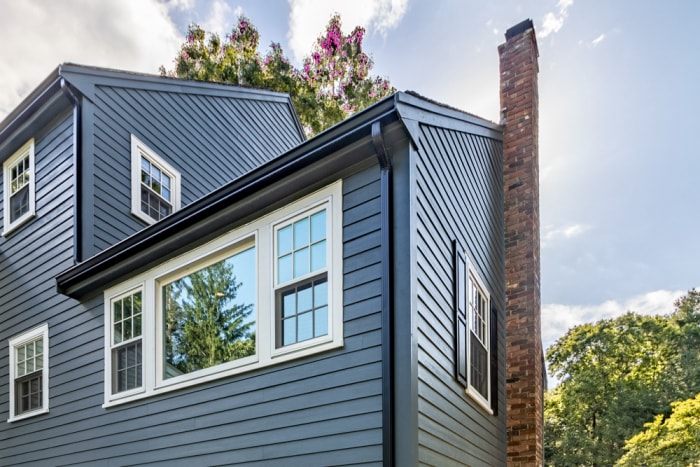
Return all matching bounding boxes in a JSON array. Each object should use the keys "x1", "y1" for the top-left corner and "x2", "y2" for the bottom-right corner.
[
  {"x1": 165, "y1": 0, "x2": 195, "y2": 11},
  {"x1": 200, "y1": 0, "x2": 236, "y2": 39},
  {"x1": 0, "y1": 0, "x2": 182, "y2": 119},
  {"x1": 591, "y1": 33, "x2": 605, "y2": 46},
  {"x1": 539, "y1": 0, "x2": 574, "y2": 38},
  {"x1": 542, "y1": 223, "x2": 590, "y2": 246},
  {"x1": 542, "y1": 288, "x2": 688, "y2": 354},
  {"x1": 287, "y1": 0, "x2": 408, "y2": 63}
]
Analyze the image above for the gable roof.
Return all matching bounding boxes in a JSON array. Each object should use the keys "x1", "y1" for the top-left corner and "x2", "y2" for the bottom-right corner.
[
  {"x1": 0, "y1": 63, "x2": 305, "y2": 159},
  {"x1": 56, "y1": 91, "x2": 501, "y2": 299}
]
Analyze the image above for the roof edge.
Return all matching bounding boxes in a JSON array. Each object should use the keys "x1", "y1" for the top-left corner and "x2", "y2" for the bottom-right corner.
[{"x1": 0, "y1": 68, "x2": 62, "y2": 142}]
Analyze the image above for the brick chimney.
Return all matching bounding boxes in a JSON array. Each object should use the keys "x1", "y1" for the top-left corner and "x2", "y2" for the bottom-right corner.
[{"x1": 499, "y1": 19, "x2": 544, "y2": 466}]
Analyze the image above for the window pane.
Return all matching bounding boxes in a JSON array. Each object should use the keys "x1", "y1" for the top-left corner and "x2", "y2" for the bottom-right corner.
[
  {"x1": 114, "y1": 342, "x2": 142, "y2": 393},
  {"x1": 470, "y1": 336, "x2": 488, "y2": 399},
  {"x1": 293, "y1": 247, "x2": 309, "y2": 278},
  {"x1": 282, "y1": 290, "x2": 296, "y2": 318},
  {"x1": 124, "y1": 296, "x2": 132, "y2": 318},
  {"x1": 277, "y1": 226, "x2": 293, "y2": 256},
  {"x1": 162, "y1": 245, "x2": 256, "y2": 378},
  {"x1": 315, "y1": 279, "x2": 328, "y2": 307},
  {"x1": 114, "y1": 300, "x2": 122, "y2": 322},
  {"x1": 293, "y1": 218, "x2": 309, "y2": 250},
  {"x1": 277, "y1": 276, "x2": 328, "y2": 347},
  {"x1": 114, "y1": 322, "x2": 123, "y2": 344},
  {"x1": 10, "y1": 185, "x2": 29, "y2": 222},
  {"x1": 310, "y1": 210, "x2": 326, "y2": 243},
  {"x1": 315, "y1": 306, "x2": 328, "y2": 337},
  {"x1": 297, "y1": 311, "x2": 313, "y2": 342},
  {"x1": 310, "y1": 240, "x2": 326, "y2": 272},
  {"x1": 283, "y1": 317, "x2": 296, "y2": 346},
  {"x1": 278, "y1": 253, "x2": 293, "y2": 284},
  {"x1": 297, "y1": 283, "x2": 312, "y2": 312}
]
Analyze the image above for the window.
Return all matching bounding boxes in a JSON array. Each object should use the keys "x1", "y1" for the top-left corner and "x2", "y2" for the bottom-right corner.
[
  {"x1": 8, "y1": 324, "x2": 49, "y2": 422},
  {"x1": 131, "y1": 135, "x2": 181, "y2": 224},
  {"x1": 3, "y1": 139, "x2": 36, "y2": 235},
  {"x1": 104, "y1": 181, "x2": 342, "y2": 406},
  {"x1": 275, "y1": 208, "x2": 329, "y2": 348},
  {"x1": 110, "y1": 289, "x2": 143, "y2": 395},
  {"x1": 454, "y1": 243, "x2": 493, "y2": 413},
  {"x1": 468, "y1": 271, "x2": 490, "y2": 402}
]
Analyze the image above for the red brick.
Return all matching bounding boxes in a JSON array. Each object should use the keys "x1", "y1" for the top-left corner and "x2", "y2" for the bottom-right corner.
[{"x1": 500, "y1": 20, "x2": 544, "y2": 467}]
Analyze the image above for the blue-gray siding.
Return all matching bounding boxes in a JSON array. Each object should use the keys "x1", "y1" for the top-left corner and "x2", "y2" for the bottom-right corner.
[
  {"x1": 414, "y1": 123, "x2": 506, "y2": 465},
  {"x1": 88, "y1": 84, "x2": 303, "y2": 255},
  {"x1": 0, "y1": 166, "x2": 384, "y2": 466},
  {"x1": 0, "y1": 112, "x2": 76, "y2": 443}
]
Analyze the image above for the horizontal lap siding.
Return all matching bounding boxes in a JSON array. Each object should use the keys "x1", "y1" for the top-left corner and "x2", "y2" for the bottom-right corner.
[
  {"x1": 90, "y1": 86, "x2": 302, "y2": 253},
  {"x1": 415, "y1": 124, "x2": 506, "y2": 466},
  {"x1": 0, "y1": 113, "x2": 77, "y2": 455},
  {"x1": 0, "y1": 167, "x2": 383, "y2": 466}
]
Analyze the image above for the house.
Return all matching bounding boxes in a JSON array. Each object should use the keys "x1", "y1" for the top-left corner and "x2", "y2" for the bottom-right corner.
[{"x1": 0, "y1": 20, "x2": 543, "y2": 466}]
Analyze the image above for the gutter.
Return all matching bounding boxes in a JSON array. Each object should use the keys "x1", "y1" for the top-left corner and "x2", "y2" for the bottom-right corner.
[
  {"x1": 372, "y1": 120, "x2": 394, "y2": 467},
  {"x1": 60, "y1": 78, "x2": 82, "y2": 263}
]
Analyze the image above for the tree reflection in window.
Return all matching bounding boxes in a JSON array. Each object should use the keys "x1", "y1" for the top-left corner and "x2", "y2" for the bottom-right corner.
[{"x1": 163, "y1": 245, "x2": 255, "y2": 378}]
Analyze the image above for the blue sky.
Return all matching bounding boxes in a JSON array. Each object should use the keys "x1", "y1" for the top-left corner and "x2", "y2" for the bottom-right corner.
[{"x1": 1, "y1": 0, "x2": 698, "y2": 355}]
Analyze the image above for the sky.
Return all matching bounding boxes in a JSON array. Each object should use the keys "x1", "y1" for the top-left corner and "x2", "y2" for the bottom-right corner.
[{"x1": 1, "y1": 0, "x2": 699, "y2": 361}]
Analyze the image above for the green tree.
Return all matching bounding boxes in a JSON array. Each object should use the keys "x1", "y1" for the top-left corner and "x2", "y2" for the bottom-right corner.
[
  {"x1": 545, "y1": 290, "x2": 700, "y2": 466},
  {"x1": 162, "y1": 14, "x2": 394, "y2": 136},
  {"x1": 616, "y1": 393, "x2": 700, "y2": 466},
  {"x1": 164, "y1": 256, "x2": 254, "y2": 376}
]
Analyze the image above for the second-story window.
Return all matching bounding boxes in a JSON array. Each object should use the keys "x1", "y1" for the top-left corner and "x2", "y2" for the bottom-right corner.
[
  {"x1": 131, "y1": 135, "x2": 181, "y2": 224},
  {"x1": 3, "y1": 139, "x2": 36, "y2": 235}
]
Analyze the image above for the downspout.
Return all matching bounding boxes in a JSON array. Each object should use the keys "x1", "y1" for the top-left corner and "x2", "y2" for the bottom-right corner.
[
  {"x1": 61, "y1": 79, "x2": 82, "y2": 264},
  {"x1": 372, "y1": 120, "x2": 394, "y2": 466}
]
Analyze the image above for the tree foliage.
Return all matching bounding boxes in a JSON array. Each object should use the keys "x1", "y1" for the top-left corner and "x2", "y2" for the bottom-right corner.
[
  {"x1": 616, "y1": 393, "x2": 700, "y2": 466},
  {"x1": 545, "y1": 290, "x2": 700, "y2": 466},
  {"x1": 162, "y1": 14, "x2": 394, "y2": 136}
]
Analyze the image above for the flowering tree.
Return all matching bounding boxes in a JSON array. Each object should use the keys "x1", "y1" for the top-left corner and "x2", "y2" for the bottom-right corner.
[{"x1": 163, "y1": 14, "x2": 394, "y2": 136}]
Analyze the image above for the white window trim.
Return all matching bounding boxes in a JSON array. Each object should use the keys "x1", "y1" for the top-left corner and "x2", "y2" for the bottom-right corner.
[
  {"x1": 104, "y1": 181, "x2": 343, "y2": 407},
  {"x1": 130, "y1": 134, "x2": 181, "y2": 224},
  {"x1": 8, "y1": 323, "x2": 49, "y2": 422},
  {"x1": 3, "y1": 138, "x2": 36, "y2": 236},
  {"x1": 466, "y1": 264, "x2": 492, "y2": 414}
]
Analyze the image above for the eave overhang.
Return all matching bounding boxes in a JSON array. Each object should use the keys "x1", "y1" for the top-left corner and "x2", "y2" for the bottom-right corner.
[{"x1": 56, "y1": 94, "x2": 402, "y2": 299}]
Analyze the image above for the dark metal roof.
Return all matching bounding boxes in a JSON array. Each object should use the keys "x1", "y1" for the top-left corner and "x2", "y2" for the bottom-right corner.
[{"x1": 0, "y1": 63, "x2": 306, "y2": 153}]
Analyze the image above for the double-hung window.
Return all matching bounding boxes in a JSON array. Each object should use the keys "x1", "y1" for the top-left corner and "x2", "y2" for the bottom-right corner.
[
  {"x1": 454, "y1": 243, "x2": 493, "y2": 412},
  {"x1": 131, "y1": 135, "x2": 181, "y2": 224},
  {"x1": 8, "y1": 324, "x2": 49, "y2": 422},
  {"x1": 275, "y1": 208, "x2": 329, "y2": 350},
  {"x1": 104, "y1": 181, "x2": 342, "y2": 406},
  {"x1": 468, "y1": 272, "x2": 490, "y2": 403},
  {"x1": 3, "y1": 139, "x2": 36, "y2": 235},
  {"x1": 110, "y1": 289, "x2": 143, "y2": 395}
]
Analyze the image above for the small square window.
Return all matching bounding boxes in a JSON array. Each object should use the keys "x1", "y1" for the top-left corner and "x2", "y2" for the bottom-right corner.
[
  {"x1": 9, "y1": 324, "x2": 49, "y2": 422},
  {"x1": 3, "y1": 139, "x2": 36, "y2": 235},
  {"x1": 131, "y1": 135, "x2": 181, "y2": 224}
]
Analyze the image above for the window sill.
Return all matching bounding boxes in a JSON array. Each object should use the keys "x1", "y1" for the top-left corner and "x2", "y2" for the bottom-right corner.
[
  {"x1": 104, "y1": 339, "x2": 343, "y2": 408},
  {"x1": 2, "y1": 212, "x2": 36, "y2": 237},
  {"x1": 466, "y1": 387, "x2": 494, "y2": 415},
  {"x1": 7, "y1": 407, "x2": 48, "y2": 423}
]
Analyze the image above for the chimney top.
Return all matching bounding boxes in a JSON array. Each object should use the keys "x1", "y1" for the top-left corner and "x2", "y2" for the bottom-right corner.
[{"x1": 504, "y1": 18, "x2": 535, "y2": 40}]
